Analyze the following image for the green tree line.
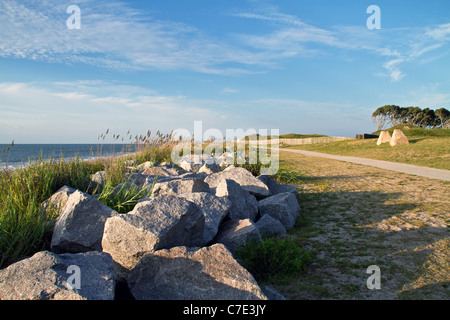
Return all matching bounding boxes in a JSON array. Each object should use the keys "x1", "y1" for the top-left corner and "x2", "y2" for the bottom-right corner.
[{"x1": 372, "y1": 105, "x2": 450, "y2": 131}]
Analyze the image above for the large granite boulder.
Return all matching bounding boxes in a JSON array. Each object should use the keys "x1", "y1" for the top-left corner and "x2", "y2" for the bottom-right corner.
[
  {"x1": 257, "y1": 192, "x2": 300, "y2": 230},
  {"x1": 101, "y1": 194, "x2": 205, "y2": 276},
  {"x1": 0, "y1": 251, "x2": 115, "y2": 300},
  {"x1": 255, "y1": 214, "x2": 287, "y2": 237},
  {"x1": 178, "y1": 192, "x2": 232, "y2": 244},
  {"x1": 257, "y1": 175, "x2": 298, "y2": 196},
  {"x1": 51, "y1": 190, "x2": 118, "y2": 253},
  {"x1": 90, "y1": 171, "x2": 107, "y2": 188},
  {"x1": 40, "y1": 185, "x2": 76, "y2": 219},
  {"x1": 205, "y1": 166, "x2": 270, "y2": 198},
  {"x1": 179, "y1": 154, "x2": 204, "y2": 173},
  {"x1": 152, "y1": 178, "x2": 210, "y2": 196},
  {"x1": 215, "y1": 179, "x2": 258, "y2": 221},
  {"x1": 214, "y1": 219, "x2": 261, "y2": 255},
  {"x1": 127, "y1": 244, "x2": 267, "y2": 300}
]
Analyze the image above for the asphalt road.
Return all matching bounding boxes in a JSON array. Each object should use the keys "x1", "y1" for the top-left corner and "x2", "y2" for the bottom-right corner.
[{"x1": 276, "y1": 148, "x2": 450, "y2": 182}]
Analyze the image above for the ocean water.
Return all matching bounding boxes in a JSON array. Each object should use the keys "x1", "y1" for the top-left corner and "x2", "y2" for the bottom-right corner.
[{"x1": 0, "y1": 144, "x2": 137, "y2": 169}]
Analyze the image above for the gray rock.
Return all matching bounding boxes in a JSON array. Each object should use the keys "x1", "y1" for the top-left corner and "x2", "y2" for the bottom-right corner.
[
  {"x1": 51, "y1": 190, "x2": 118, "y2": 253},
  {"x1": 205, "y1": 166, "x2": 270, "y2": 198},
  {"x1": 152, "y1": 178, "x2": 210, "y2": 196},
  {"x1": 128, "y1": 244, "x2": 267, "y2": 300},
  {"x1": 257, "y1": 192, "x2": 300, "y2": 230},
  {"x1": 91, "y1": 171, "x2": 107, "y2": 186},
  {"x1": 179, "y1": 172, "x2": 208, "y2": 180},
  {"x1": 179, "y1": 154, "x2": 204, "y2": 173},
  {"x1": 179, "y1": 192, "x2": 232, "y2": 244},
  {"x1": 257, "y1": 175, "x2": 298, "y2": 196},
  {"x1": 125, "y1": 173, "x2": 149, "y2": 187},
  {"x1": 142, "y1": 166, "x2": 185, "y2": 177},
  {"x1": 0, "y1": 251, "x2": 115, "y2": 300},
  {"x1": 215, "y1": 179, "x2": 258, "y2": 221},
  {"x1": 215, "y1": 219, "x2": 261, "y2": 255},
  {"x1": 101, "y1": 194, "x2": 205, "y2": 276},
  {"x1": 136, "y1": 161, "x2": 158, "y2": 170},
  {"x1": 261, "y1": 285, "x2": 286, "y2": 300},
  {"x1": 40, "y1": 185, "x2": 76, "y2": 219},
  {"x1": 198, "y1": 161, "x2": 221, "y2": 174},
  {"x1": 255, "y1": 214, "x2": 287, "y2": 237}
]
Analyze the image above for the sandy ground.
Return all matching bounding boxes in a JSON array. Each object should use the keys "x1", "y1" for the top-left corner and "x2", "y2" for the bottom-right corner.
[{"x1": 273, "y1": 150, "x2": 449, "y2": 300}]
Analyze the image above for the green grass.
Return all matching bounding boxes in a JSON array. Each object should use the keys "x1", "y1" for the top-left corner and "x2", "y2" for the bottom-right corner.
[
  {"x1": 282, "y1": 134, "x2": 450, "y2": 170},
  {"x1": 236, "y1": 237, "x2": 312, "y2": 282},
  {"x1": 276, "y1": 133, "x2": 328, "y2": 139},
  {"x1": 96, "y1": 178, "x2": 156, "y2": 214}
]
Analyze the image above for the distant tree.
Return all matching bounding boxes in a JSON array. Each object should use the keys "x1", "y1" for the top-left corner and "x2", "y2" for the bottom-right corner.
[
  {"x1": 371, "y1": 106, "x2": 389, "y2": 130},
  {"x1": 372, "y1": 105, "x2": 449, "y2": 129},
  {"x1": 435, "y1": 108, "x2": 450, "y2": 128},
  {"x1": 405, "y1": 106, "x2": 422, "y2": 125}
]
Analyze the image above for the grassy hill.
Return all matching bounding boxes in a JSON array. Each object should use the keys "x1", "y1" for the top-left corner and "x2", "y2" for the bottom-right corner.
[
  {"x1": 278, "y1": 133, "x2": 328, "y2": 139},
  {"x1": 281, "y1": 126, "x2": 450, "y2": 170},
  {"x1": 243, "y1": 133, "x2": 328, "y2": 140}
]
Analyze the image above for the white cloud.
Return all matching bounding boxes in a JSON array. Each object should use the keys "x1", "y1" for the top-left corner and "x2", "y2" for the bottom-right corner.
[
  {"x1": 0, "y1": 81, "x2": 369, "y2": 143},
  {"x1": 426, "y1": 23, "x2": 450, "y2": 41},
  {"x1": 232, "y1": 6, "x2": 450, "y2": 82},
  {"x1": 0, "y1": 81, "x2": 230, "y2": 142},
  {"x1": 0, "y1": 0, "x2": 272, "y2": 74},
  {"x1": 221, "y1": 87, "x2": 239, "y2": 94}
]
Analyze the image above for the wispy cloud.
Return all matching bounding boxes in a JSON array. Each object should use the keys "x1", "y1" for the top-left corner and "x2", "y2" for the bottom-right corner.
[
  {"x1": 221, "y1": 87, "x2": 240, "y2": 94},
  {"x1": 232, "y1": 6, "x2": 450, "y2": 82},
  {"x1": 0, "y1": 0, "x2": 272, "y2": 74},
  {"x1": 0, "y1": 80, "x2": 367, "y2": 142}
]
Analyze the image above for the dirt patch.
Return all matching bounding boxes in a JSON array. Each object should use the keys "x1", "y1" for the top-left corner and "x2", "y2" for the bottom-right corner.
[{"x1": 271, "y1": 151, "x2": 449, "y2": 300}]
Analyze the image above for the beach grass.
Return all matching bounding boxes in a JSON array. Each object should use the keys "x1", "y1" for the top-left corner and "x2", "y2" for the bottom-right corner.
[{"x1": 0, "y1": 132, "x2": 175, "y2": 269}]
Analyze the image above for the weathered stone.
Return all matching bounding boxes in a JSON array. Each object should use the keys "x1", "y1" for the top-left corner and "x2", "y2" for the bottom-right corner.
[
  {"x1": 257, "y1": 175, "x2": 298, "y2": 197},
  {"x1": 257, "y1": 192, "x2": 300, "y2": 230},
  {"x1": 101, "y1": 194, "x2": 205, "y2": 276},
  {"x1": 215, "y1": 179, "x2": 258, "y2": 221},
  {"x1": 136, "y1": 161, "x2": 158, "y2": 170},
  {"x1": 377, "y1": 130, "x2": 391, "y2": 145},
  {"x1": 0, "y1": 251, "x2": 115, "y2": 300},
  {"x1": 179, "y1": 154, "x2": 204, "y2": 173},
  {"x1": 179, "y1": 192, "x2": 232, "y2": 244},
  {"x1": 198, "y1": 161, "x2": 221, "y2": 174},
  {"x1": 40, "y1": 185, "x2": 76, "y2": 219},
  {"x1": 91, "y1": 171, "x2": 107, "y2": 186},
  {"x1": 215, "y1": 219, "x2": 261, "y2": 255},
  {"x1": 390, "y1": 129, "x2": 409, "y2": 147},
  {"x1": 128, "y1": 244, "x2": 267, "y2": 300},
  {"x1": 152, "y1": 178, "x2": 210, "y2": 196},
  {"x1": 261, "y1": 285, "x2": 286, "y2": 300},
  {"x1": 51, "y1": 190, "x2": 118, "y2": 254},
  {"x1": 205, "y1": 166, "x2": 270, "y2": 198},
  {"x1": 255, "y1": 214, "x2": 287, "y2": 237},
  {"x1": 142, "y1": 167, "x2": 172, "y2": 177},
  {"x1": 125, "y1": 173, "x2": 148, "y2": 187}
]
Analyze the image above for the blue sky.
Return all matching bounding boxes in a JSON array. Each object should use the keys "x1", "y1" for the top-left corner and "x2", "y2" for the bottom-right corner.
[{"x1": 0, "y1": 0, "x2": 449, "y2": 143}]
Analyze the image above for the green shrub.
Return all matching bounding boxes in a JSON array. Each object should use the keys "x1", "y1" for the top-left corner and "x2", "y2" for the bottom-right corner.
[
  {"x1": 236, "y1": 237, "x2": 311, "y2": 282},
  {"x1": 273, "y1": 168, "x2": 303, "y2": 184},
  {"x1": 96, "y1": 177, "x2": 156, "y2": 214}
]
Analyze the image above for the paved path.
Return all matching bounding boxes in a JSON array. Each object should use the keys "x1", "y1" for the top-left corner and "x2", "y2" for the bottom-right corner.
[{"x1": 275, "y1": 148, "x2": 450, "y2": 182}]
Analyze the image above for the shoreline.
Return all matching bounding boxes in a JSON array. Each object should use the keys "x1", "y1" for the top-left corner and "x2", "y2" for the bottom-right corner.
[{"x1": 0, "y1": 150, "x2": 139, "y2": 171}]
